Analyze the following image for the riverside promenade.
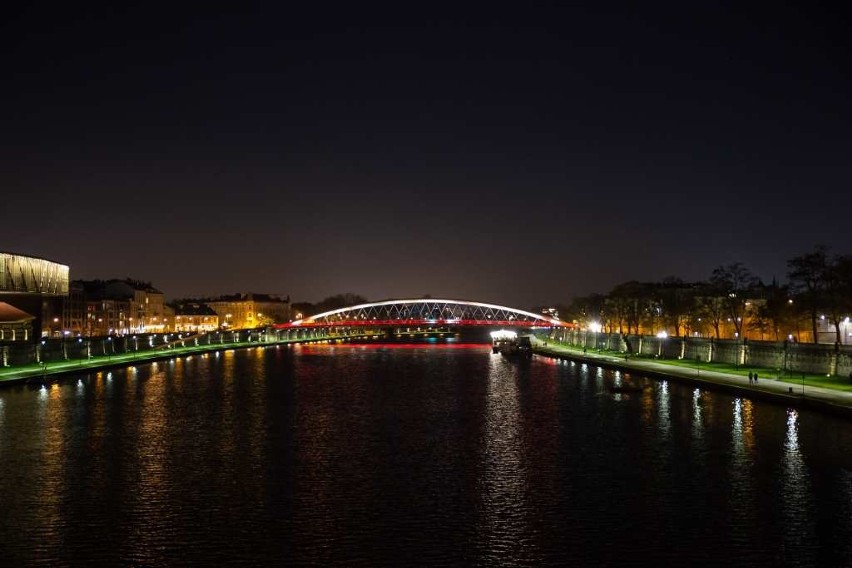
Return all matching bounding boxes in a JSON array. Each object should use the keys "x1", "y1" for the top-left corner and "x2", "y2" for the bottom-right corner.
[
  {"x1": 530, "y1": 337, "x2": 852, "y2": 419},
  {"x1": 0, "y1": 338, "x2": 276, "y2": 387},
  {"x1": 0, "y1": 332, "x2": 377, "y2": 387}
]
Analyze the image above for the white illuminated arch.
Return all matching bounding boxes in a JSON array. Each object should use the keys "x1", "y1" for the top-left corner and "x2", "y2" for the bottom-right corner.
[{"x1": 290, "y1": 298, "x2": 567, "y2": 327}]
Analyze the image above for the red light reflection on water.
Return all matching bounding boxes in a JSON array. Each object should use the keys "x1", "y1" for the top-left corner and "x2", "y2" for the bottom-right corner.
[{"x1": 296, "y1": 342, "x2": 489, "y2": 351}]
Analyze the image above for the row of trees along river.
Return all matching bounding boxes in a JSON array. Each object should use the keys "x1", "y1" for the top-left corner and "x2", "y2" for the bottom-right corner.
[{"x1": 554, "y1": 245, "x2": 852, "y2": 344}]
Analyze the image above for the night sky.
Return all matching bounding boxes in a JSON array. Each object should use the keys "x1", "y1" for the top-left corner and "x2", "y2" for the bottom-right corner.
[{"x1": 3, "y1": 3, "x2": 850, "y2": 309}]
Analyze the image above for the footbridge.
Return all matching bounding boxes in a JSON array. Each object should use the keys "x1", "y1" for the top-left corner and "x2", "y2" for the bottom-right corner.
[{"x1": 273, "y1": 298, "x2": 572, "y2": 340}]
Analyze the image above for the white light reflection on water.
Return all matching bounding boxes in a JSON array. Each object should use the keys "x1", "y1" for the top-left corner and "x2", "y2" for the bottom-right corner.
[
  {"x1": 729, "y1": 398, "x2": 756, "y2": 534},
  {"x1": 657, "y1": 380, "x2": 670, "y2": 439},
  {"x1": 476, "y1": 355, "x2": 531, "y2": 563},
  {"x1": 732, "y1": 398, "x2": 743, "y2": 447},
  {"x1": 781, "y1": 409, "x2": 814, "y2": 554},
  {"x1": 692, "y1": 388, "x2": 703, "y2": 441}
]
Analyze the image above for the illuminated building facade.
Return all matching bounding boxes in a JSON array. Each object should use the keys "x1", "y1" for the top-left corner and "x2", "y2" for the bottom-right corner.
[
  {"x1": 0, "y1": 251, "x2": 69, "y2": 342},
  {"x1": 206, "y1": 293, "x2": 290, "y2": 329},
  {"x1": 172, "y1": 303, "x2": 219, "y2": 333},
  {"x1": 74, "y1": 279, "x2": 168, "y2": 335}
]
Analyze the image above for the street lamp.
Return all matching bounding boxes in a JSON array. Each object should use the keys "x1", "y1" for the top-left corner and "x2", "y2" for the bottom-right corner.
[
  {"x1": 589, "y1": 322, "x2": 602, "y2": 352},
  {"x1": 734, "y1": 332, "x2": 740, "y2": 370},
  {"x1": 656, "y1": 330, "x2": 667, "y2": 358}
]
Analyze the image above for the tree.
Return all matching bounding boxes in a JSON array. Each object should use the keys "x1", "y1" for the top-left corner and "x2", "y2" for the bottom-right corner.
[
  {"x1": 607, "y1": 281, "x2": 648, "y2": 334},
  {"x1": 823, "y1": 254, "x2": 852, "y2": 344},
  {"x1": 695, "y1": 281, "x2": 726, "y2": 339},
  {"x1": 656, "y1": 277, "x2": 696, "y2": 337},
  {"x1": 710, "y1": 262, "x2": 759, "y2": 338},
  {"x1": 752, "y1": 280, "x2": 793, "y2": 341},
  {"x1": 566, "y1": 294, "x2": 606, "y2": 328},
  {"x1": 787, "y1": 245, "x2": 829, "y2": 343}
]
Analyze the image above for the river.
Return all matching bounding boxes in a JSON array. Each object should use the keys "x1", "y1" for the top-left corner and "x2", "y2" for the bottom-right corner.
[{"x1": 1, "y1": 341, "x2": 851, "y2": 566}]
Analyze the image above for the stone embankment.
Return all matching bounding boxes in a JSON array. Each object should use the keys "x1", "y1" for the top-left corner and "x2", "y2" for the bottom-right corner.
[{"x1": 531, "y1": 338, "x2": 852, "y2": 420}]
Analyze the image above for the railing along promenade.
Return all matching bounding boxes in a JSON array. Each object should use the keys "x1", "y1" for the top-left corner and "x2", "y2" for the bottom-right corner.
[{"x1": 0, "y1": 329, "x2": 380, "y2": 386}]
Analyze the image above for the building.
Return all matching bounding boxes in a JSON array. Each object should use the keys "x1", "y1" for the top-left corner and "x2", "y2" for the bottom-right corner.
[
  {"x1": 172, "y1": 302, "x2": 219, "y2": 333},
  {"x1": 74, "y1": 278, "x2": 169, "y2": 336},
  {"x1": 104, "y1": 279, "x2": 168, "y2": 333},
  {"x1": 85, "y1": 298, "x2": 131, "y2": 337},
  {"x1": 206, "y1": 293, "x2": 291, "y2": 329},
  {"x1": 0, "y1": 251, "x2": 69, "y2": 341},
  {"x1": 0, "y1": 302, "x2": 36, "y2": 342},
  {"x1": 61, "y1": 281, "x2": 86, "y2": 337}
]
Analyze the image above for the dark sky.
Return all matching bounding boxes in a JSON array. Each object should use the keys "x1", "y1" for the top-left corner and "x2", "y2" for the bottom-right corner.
[{"x1": 3, "y1": 3, "x2": 850, "y2": 309}]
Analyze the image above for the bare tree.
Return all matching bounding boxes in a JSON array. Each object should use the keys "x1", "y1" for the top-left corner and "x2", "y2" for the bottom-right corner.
[
  {"x1": 656, "y1": 277, "x2": 696, "y2": 337},
  {"x1": 823, "y1": 254, "x2": 852, "y2": 344},
  {"x1": 787, "y1": 245, "x2": 829, "y2": 343},
  {"x1": 753, "y1": 280, "x2": 792, "y2": 341},
  {"x1": 608, "y1": 281, "x2": 650, "y2": 335},
  {"x1": 710, "y1": 262, "x2": 759, "y2": 338}
]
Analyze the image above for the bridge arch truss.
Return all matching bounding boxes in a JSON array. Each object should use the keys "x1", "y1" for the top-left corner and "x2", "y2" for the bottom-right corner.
[{"x1": 279, "y1": 299, "x2": 569, "y2": 329}]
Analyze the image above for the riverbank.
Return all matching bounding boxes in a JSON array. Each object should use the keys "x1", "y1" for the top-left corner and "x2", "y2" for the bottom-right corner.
[
  {"x1": 0, "y1": 335, "x2": 369, "y2": 387},
  {"x1": 531, "y1": 337, "x2": 852, "y2": 419}
]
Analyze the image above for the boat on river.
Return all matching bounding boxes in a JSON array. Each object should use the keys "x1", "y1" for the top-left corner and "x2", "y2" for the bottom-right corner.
[{"x1": 490, "y1": 330, "x2": 532, "y2": 359}]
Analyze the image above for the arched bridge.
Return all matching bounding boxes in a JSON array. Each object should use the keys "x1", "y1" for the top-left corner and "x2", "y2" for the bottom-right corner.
[{"x1": 274, "y1": 299, "x2": 572, "y2": 330}]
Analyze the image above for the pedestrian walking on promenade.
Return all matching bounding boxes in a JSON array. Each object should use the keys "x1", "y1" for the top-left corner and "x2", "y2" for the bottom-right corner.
[
  {"x1": 754, "y1": 372, "x2": 758, "y2": 383},
  {"x1": 748, "y1": 371, "x2": 753, "y2": 384}
]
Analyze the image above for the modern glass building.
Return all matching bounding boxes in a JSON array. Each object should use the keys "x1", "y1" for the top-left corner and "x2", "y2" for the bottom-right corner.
[
  {"x1": 0, "y1": 252, "x2": 69, "y2": 342},
  {"x1": 0, "y1": 252, "x2": 69, "y2": 296}
]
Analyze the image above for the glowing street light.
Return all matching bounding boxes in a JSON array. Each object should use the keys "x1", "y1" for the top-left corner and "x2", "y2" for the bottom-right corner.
[
  {"x1": 588, "y1": 322, "x2": 602, "y2": 351},
  {"x1": 656, "y1": 330, "x2": 667, "y2": 358}
]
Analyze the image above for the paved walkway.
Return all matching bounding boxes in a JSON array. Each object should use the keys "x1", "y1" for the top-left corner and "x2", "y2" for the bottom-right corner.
[{"x1": 530, "y1": 337, "x2": 852, "y2": 419}]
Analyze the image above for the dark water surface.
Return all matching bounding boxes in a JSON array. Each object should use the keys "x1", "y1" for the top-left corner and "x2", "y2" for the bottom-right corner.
[{"x1": 2, "y1": 342, "x2": 852, "y2": 566}]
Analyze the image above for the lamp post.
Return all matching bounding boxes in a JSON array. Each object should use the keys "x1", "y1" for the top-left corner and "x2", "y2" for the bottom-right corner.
[
  {"x1": 589, "y1": 322, "x2": 602, "y2": 352},
  {"x1": 656, "y1": 330, "x2": 667, "y2": 358},
  {"x1": 734, "y1": 332, "x2": 739, "y2": 370}
]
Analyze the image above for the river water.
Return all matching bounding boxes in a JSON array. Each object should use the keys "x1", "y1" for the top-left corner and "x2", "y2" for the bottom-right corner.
[{"x1": 1, "y1": 342, "x2": 852, "y2": 566}]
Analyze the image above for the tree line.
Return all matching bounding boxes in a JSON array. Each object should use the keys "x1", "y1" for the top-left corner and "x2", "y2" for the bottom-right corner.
[{"x1": 553, "y1": 245, "x2": 852, "y2": 344}]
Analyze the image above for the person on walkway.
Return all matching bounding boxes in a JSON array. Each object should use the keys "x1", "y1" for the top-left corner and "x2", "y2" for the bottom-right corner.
[
  {"x1": 754, "y1": 372, "x2": 758, "y2": 383},
  {"x1": 748, "y1": 371, "x2": 753, "y2": 384}
]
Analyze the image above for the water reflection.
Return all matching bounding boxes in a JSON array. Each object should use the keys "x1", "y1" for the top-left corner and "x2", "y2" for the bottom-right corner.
[
  {"x1": 657, "y1": 380, "x2": 670, "y2": 439},
  {"x1": 692, "y1": 388, "x2": 703, "y2": 441},
  {"x1": 781, "y1": 409, "x2": 814, "y2": 555},
  {"x1": 32, "y1": 381, "x2": 65, "y2": 562},
  {"x1": 477, "y1": 354, "x2": 529, "y2": 563},
  {"x1": 728, "y1": 398, "x2": 756, "y2": 538},
  {"x1": 1, "y1": 347, "x2": 852, "y2": 565}
]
